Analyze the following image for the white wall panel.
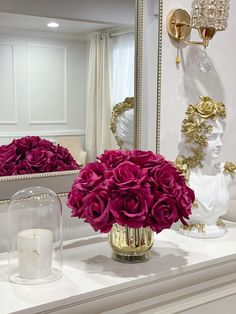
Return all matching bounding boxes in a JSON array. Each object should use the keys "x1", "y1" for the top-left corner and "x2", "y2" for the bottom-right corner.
[
  {"x1": 160, "y1": 0, "x2": 236, "y2": 163},
  {"x1": 0, "y1": 43, "x2": 16, "y2": 124},
  {"x1": 159, "y1": 1, "x2": 236, "y2": 223},
  {"x1": 0, "y1": 34, "x2": 87, "y2": 146},
  {"x1": 28, "y1": 44, "x2": 66, "y2": 124}
]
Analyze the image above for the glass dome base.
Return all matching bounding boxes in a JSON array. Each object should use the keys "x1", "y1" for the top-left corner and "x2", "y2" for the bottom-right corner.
[{"x1": 9, "y1": 267, "x2": 62, "y2": 285}]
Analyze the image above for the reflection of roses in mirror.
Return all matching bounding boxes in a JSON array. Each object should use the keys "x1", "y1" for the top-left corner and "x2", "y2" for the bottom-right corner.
[
  {"x1": 0, "y1": 136, "x2": 79, "y2": 176},
  {"x1": 67, "y1": 149, "x2": 195, "y2": 234}
]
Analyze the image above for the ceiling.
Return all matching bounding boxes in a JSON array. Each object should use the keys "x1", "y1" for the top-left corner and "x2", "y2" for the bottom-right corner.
[{"x1": 0, "y1": 12, "x2": 124, "y2": 36}]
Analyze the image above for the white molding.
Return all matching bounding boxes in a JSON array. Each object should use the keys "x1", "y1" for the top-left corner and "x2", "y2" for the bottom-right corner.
[
  {"x1": 27, "y1": 43, "x2": 67, "y2": 125},
  {"x1": 0, "y1": 42, "x2": 17, "y2": 125},
  {"x1": 0, "y1": 129, "x2": 85, "y2": 138}
]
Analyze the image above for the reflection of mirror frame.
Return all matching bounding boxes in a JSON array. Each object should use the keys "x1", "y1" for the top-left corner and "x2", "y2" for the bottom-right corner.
[
  {"x1": 134, "y1": 0, "x2": 143, "y2": 149},
  {"x1": 0, "y1": 1, "x2": 144, "y2": 203},
  {"x1": 0, "y1": 170, "x2": 79, "y2": 203}
]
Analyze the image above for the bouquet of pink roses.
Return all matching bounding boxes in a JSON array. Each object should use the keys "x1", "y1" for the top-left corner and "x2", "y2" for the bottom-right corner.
[
  {"x1": 67, "y1": 149, "x2": 194, "y2": 234},
  {"x1": 0, "y1": 136, "x2": 79, "y2": 176}
]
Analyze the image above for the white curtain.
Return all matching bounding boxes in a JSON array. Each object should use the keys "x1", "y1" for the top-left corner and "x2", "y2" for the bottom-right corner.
[
  {"x1": 86, "y1": 32, "x2": 135, "y2": 162},
  {"x1": 111, "y1": 32, "x2": 135, "y2": 106},
  {"x1": 86, "y1": 33, "x2": 113, "y2": 162}
]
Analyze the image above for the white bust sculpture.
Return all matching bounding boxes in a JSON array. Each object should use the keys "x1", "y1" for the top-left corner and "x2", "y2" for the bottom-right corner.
[
  {"x1": 110, "y1": 97, "x2": 134, "y2": 150},
  {"x1": 176, "y1": 96, "x2": 236, "y2": 238}
]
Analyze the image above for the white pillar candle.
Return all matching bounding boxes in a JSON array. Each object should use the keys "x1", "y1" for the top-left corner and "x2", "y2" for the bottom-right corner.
[{"x1": 17, "y1": 229, "x2": 53, "y2": 279}]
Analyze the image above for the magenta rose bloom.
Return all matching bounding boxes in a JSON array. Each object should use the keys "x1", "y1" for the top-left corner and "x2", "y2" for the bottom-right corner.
[
  {"x1": 0, "y1": 144, "x2": 18, "y2": 175},
  {"x1": 15, "y1": 160, "x2": 33, "y2": 174},
  {"x1": 82, "y1": 188, "x2": 114, "y2": 233},
  {"x1": 150, "y1": 162, "x2": 182, "y2": 196},
  {"x1": 26, "y1": 148, "x2": 53, "y2": 172},
  {"x1": 67, "y1": 189, "x2": 86, "y2": 218},
  {"x1": 74, "y1": 162, "x2": 106, "y2": 191},
  {"x1": 148, "y1": 192, "x2": 179, "y2": 233},
  {"x1": 108, "y1": 187, "x2": 152, "y2": 228},
  {"x1": 67, "y1": 149, "x2": 194, "y2": 234},
  {"x1": 129, "y1": 149, "x2": 164, "y2": 169},
  {"x1": 176, "y1": 185, "x2": 194, "y2": 224},
  {"x1": 0, "y1": 136, "x2": 79, "y2": 176},
  {"x1": 111, "y1": 161, "x2": 147, "y2": 190},
  {"x1": 56, "y1": 146, "x2": 77, "y2": 164},
  {"x1": 14, "y1": 136, "x2": 41, "y2": 154},
  {"x1": 97, "y1": 149, "x2": 129, "y2": 169},
  {"x1": 37, "y1": 139, "x2": 57, "y2": 152}
]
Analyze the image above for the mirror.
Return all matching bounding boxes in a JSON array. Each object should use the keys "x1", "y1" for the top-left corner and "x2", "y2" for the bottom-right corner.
[
  {"x1": 0, "y1": 13, "x2": 134, "y2": 149},
  {"x1": 0, "y1": 0, "x2": 146, "y2": 197}
]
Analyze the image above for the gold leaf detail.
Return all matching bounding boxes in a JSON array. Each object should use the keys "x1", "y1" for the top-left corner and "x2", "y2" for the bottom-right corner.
[{"x1": 224, "y1": 162, "x2": 236, "y2": 176}]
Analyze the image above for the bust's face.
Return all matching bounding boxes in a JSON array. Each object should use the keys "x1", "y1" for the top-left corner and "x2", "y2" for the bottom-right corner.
[{"x1": 204, "y1": 120, "x2": 225, "y2": 160}]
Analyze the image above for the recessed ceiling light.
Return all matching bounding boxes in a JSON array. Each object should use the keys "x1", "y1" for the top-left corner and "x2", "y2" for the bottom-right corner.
[{"x1": 47, "y1": 22, "x2": 59, "y2": 28}]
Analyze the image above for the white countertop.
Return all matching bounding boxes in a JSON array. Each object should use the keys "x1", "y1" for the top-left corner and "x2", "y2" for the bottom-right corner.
[{"x1": 1, "y1": 221, "x2": 236, "y2": 314}]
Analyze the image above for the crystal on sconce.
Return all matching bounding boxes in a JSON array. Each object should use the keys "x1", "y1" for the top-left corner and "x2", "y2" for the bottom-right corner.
[{"x1": 191, "y1": 0, "x2": 230, "y2": 31}]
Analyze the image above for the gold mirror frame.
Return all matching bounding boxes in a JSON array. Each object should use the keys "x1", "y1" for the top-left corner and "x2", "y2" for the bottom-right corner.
[{"x1": 156, "y1": 0, "x2": 163, "y2": 153}]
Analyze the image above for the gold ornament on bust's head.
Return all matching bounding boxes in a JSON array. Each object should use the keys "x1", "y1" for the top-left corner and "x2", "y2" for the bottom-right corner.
[
  {"x1": 194, "y1": 96, "x2": 226, "y2": 119},
  {"x1": 110, "y1": 97, "x2": 134, "y2": 149},
  {"x1": 175, "y1": 96, "x2": 226, "y2": 176}
]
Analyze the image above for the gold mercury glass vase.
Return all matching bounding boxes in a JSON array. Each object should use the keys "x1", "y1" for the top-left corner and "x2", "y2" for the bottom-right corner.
[{"x1": 108, "y1": 224, "x2": 154, "y2": 263}]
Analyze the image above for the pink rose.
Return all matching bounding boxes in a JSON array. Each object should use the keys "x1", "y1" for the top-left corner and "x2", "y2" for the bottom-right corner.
[
  {"x1": 82, "y1": 189, "x2": 114, "y2": 233},
  {"x1": 0, "y1": 162, "x2": 16, "y2": 176},
  {"x1": 14, "y1": 136, "x2": 41, "y2": 153},
  {"x1": 37, "y1": 139, "x2": 56, "y2": 152},
  {"x1": 26, "y1": 148, "x2": 53, "y2": 172},
  {"x1": 129, "y1": 150, "x2": 165, "y2": 168},
  {"x1": 97, "y1": 149, "x2": 129, "y2": 169},
  {"x1": 0, "y1": 136, "x2": 79, "y2": 176},
  {"x1": 74, "y1": 162, "x2": 106, "y2": 191},
  {"x1": 148, "y1": 192, "x2": 179, "y2": 233},
  {"x1": 111, "y1": 161, "x2": 147, "y2": 190},
  {"x1": 150, "y1": 163, "x2": 181, "y2": 196},
  {"x1": 0, "y1": 144, "x2": 18, "y2": 175},
  {"x1": 176, "y1": 186, "x2": 194, "y2": 224},
  {"x1": 67, "y1": 189, "x2": 86, "y2": 218},
  {"x1": 108, "y1": 187, "x2": 152, "y2": 228},
  {"x1": 15, "y1": 160, "x2": 33, "y2": 174},
  {"x1": 56, "y1": 145, "x2": 78, "y2": 167}
]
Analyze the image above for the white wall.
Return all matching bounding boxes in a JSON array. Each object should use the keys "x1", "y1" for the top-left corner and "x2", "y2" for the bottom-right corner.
[
  {"x1": 0, "y1": 0, "x2": 135, "y2": 25},
  {"x1": 160, "y1": 0, "x2": 236, "y2": 163},
  {"x1": 159, "y1": 0, "x2": 236, "y2": 221},
  {"x1": 0, "y1": 32, "x2": 88, "y2": 146}
]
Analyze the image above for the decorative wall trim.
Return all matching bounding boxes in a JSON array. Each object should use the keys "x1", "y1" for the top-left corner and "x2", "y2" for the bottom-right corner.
[
  {"x1": 27, "y1": 43, "x2": 67, "y2": 125},
  {"x1": 0, "y1": 129, "x2": 85, "y2": 138},
  {"x1": 156, "y1": 0, "x2": 163, "y2": 154},
  {"x1": 0, "y1": 42, "x2": 17, "y2": 125}
]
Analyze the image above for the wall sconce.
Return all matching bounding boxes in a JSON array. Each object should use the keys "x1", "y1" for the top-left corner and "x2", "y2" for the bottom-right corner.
[{"x1": 166, "y1": 0, "x2": 230, "y2": 67}]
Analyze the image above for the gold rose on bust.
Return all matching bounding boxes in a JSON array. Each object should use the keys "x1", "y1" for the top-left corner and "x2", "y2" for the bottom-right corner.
[{"x1": 195, "y1": 96, "x2": 226, "y2": 119}]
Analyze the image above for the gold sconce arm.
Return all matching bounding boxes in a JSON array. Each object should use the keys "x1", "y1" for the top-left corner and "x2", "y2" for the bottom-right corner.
[{"x1": 167, "y1": 9, "x2": 216, "y2": 49}]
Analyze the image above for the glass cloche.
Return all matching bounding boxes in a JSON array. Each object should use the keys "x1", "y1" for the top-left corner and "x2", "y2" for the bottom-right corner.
[{"x1": 8, "y1": 186, "x2": 63, "y2": 284}]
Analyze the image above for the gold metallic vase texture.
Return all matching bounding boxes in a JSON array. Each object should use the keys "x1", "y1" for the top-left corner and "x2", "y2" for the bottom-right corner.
[{"x1": 108, "y1": 224, "x2": 154, "y2": 263}]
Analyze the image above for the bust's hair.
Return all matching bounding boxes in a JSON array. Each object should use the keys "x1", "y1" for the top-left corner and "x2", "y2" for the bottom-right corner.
[
  {"x1": 116, "y1": 108, "x2": 134, "y2": 150},
  {"x1": 110, "y1": 97, "x2": 134, "y2": 149},
  {"x1": 175, "y1": 96, "x2": 226, "y2": 176}
]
